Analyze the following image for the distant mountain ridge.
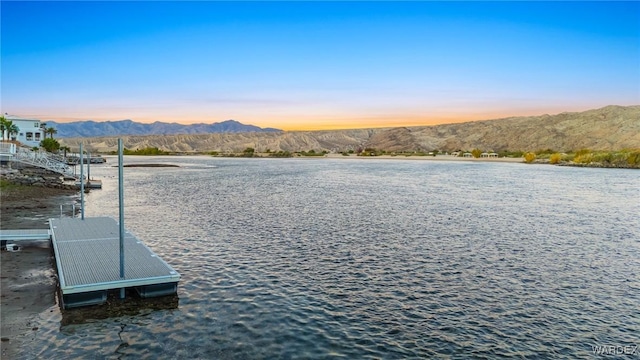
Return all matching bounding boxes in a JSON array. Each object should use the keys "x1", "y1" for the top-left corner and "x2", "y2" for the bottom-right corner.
[
  {"x1": 48, "y1": 119, "x2": 282, "y2": 138},
  {"x1": 58, "y1": 105, "x2": 640, "y2": 153}
]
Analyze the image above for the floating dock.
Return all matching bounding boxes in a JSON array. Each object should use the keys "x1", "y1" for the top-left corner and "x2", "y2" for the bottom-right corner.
[{"x1": 50, "y1": 217, "x2": 180, "y2": 309}]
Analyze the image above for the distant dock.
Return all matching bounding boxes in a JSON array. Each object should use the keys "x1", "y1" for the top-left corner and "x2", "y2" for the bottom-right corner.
[
  {"x1": 75, "y1": 179, "x2": 103, "y2": 189},
  {"x1": 47, "y1": 217, "x2": 180, "y2": 308}
]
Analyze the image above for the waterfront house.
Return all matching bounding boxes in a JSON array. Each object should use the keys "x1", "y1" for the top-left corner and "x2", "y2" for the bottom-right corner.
[
  {"x1": 3, "y1": 115, "x2": 46, "y2": 148},
  {"x1": 481, "y1": 152, "x2": 499, "y2": 158}
]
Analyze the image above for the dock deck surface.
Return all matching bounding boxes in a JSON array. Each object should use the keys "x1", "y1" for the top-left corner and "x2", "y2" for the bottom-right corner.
[{"x1": 50, "y1": 217, "x2": 180, "y2": 297}]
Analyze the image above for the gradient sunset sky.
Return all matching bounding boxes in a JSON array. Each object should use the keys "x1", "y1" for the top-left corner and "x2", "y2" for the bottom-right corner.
[{"x1": 1, "y1": 1, "x2": 638, "y2": 131}]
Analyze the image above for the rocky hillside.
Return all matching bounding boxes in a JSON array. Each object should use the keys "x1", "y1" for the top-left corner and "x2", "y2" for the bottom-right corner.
[{"x1": 59, "y1": 105, "x2": 640, "y2": 153}]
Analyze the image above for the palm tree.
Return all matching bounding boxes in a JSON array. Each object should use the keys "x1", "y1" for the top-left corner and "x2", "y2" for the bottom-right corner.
[
  {"x1": 0, "y1": 115, "x2": 7, "y2": 141},
  {"x1": 60, "y1": 146, "x2": 71, "y2": 158},
  {"x1": 7, "y1": 123, "x2": 20, "y2": 141},
  {"x1": 0, "y1": 118, "x2": 19, "y2": 141},
  {"x1": 46, "y1": 127, "x2": 58, "y2": 139}
]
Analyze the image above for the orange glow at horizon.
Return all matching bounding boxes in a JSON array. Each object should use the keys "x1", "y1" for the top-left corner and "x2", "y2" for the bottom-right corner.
[
  {"x1": 18, "y1": 113, "x2": 507, "y2": 131},
  {"x1": 7, "y1": 105, "x2": 604, "y2": 131}
]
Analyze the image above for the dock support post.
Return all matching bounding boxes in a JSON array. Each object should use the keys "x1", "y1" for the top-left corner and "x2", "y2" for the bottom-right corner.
[
  {"x1": 118, "y1": 139, "x2": 125, "y2": 299},
  {"x1": 80, "y1": 143, "x2": 84, "y2": 220}
]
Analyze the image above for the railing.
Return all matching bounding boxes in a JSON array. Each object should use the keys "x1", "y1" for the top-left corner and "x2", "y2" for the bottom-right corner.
[
  {"x1": 0, "y1": 142, "x2": 77, "y2": 179},
  {"x1": 0, "y1": 142, "x2": 16, "y2": 155},
  {"x1": 60, "y1": 204, "x2": 79, "y2": 218}
]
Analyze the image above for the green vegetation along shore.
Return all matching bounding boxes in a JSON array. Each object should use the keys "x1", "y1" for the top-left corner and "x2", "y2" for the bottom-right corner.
[
  {"x1": 99, "y1": 146, "x2": 640, "y2": 169},
  {"x1": 522, "y1": 148, "x2": 640, "y2": 168}
]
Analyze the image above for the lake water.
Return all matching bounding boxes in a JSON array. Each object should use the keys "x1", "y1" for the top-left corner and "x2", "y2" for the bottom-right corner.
[{"x1": 20, "y1": 156, "x2": 640, "y2": 358}]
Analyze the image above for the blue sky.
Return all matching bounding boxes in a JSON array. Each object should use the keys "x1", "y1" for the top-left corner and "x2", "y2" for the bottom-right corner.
[{"x1": 1, "y1": 1, "x2": 638, "y2": 130}]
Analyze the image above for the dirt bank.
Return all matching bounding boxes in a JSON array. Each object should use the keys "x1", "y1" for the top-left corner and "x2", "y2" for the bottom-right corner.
[
  {"x1": 1, "y1": 243, "x2": 58, "y2": 359},
  {"x1": 1, "y1": 178, "x2": 80, "y2": 358},
  {"x1": 1, "y1": 182, "x2": 79, "y2": 229}
]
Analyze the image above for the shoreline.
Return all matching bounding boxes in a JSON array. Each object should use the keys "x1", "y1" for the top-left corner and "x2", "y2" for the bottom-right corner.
[
  {"x1": 1, "y1": 180, "x2": 80, "y2": 229},
  {"x1": 322, "y1": 154, "x2": 524, "y2": 162},
  {"x1": 105, "y1": 153, "x2": 639, "y2": 168},
  {"x1": 1, "y1": 170, "x2": 80, "y2": 358},
  {"x1": 1, "y1": 243, "x2": 57, "y2": 359}
]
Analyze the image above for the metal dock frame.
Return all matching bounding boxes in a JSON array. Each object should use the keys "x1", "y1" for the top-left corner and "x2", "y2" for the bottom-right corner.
[
  {"x1": 50, "y1": 217, "x2": 180, "y2": 309},
  {"x1": 0, "y1": 229, "x2": 51, "y2": 241}
]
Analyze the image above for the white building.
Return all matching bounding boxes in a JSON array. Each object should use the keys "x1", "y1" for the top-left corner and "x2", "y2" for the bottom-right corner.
[
  {"x1": 3, "y1": 115, "x2": 46, "y2": 148},
  {"x1": 479, "y1": 152, "x2": 498, "y2": 158}
]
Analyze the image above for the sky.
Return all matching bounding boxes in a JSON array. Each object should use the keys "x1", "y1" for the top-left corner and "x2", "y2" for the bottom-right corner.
[{"x1": 1, "y1": 1, "x2": 639, "y2": 131}]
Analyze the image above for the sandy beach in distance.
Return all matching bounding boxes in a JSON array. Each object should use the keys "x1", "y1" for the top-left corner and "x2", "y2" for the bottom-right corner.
[{"x1": 323, "y1": 154, "x2": 525, "y2": 163}]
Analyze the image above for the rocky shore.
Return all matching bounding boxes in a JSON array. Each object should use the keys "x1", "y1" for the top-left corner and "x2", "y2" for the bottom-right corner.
[
  {"x1": 1, "y1": 165, "x2": 80, "y2": 229},
  {"x1": 1, "y1": 167, "x2": 78, "y2": 191}
]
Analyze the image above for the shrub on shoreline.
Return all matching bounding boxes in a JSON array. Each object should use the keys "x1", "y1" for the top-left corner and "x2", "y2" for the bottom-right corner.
[
  {"x1": 524, "y1": 152, "x2": 536, "y2": 163},
  {"x1": 520, "y1": 148, "x2": 640, "y2": 168}
]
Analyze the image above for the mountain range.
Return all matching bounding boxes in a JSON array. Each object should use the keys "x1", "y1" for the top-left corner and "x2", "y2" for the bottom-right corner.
[
  {"x1": 48, "y1": 119, "x2": 281, "y2": 138},
  {"x1": 58, "y1": 105, "x2": 640, "y2": 153}
]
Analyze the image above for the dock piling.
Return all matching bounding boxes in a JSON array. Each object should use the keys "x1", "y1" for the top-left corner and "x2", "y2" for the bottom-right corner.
[
  {"x1": 80, "y1": 143, "x2": 84, "y2": 220},
  {"x1": 118, "y1": 138, "x2": 125, "y2": 299}
]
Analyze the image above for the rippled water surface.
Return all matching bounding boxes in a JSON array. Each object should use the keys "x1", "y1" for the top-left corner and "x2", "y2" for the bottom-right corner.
[{"x1": 21, "y1": 157, "x2": 640, "y2": 358}]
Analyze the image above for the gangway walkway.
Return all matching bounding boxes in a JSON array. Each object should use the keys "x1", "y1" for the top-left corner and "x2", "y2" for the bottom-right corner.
[{"x1": 0, "y1": 142, "x2": 77, "y2": 179}]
